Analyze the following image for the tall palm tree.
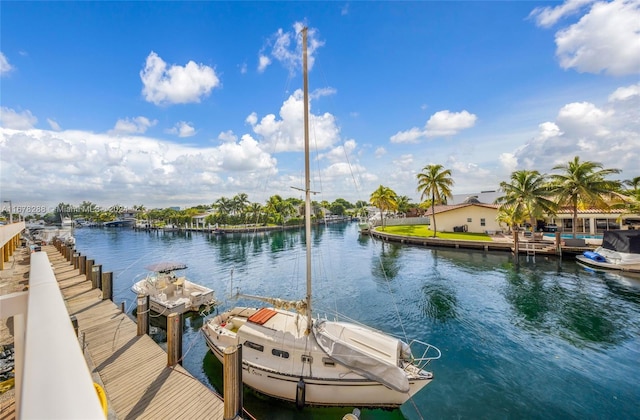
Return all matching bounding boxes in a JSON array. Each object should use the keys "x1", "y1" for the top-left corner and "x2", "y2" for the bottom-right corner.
[
  {"x1": 549, "y1": 156, "x2": 622, "y2": 238},
  {"x1": 416, "y1": 164, "x2": 454, "y2": 237},
  {"x1": 496, "y1": 205, "x2": 524, "y2": 234},
  {"x1": 495, "y1": 170, "x2": 557, "y2": 231},
  {"x1": 369, "y1": 185, "x2": 397, "y2": 228},
  {"x1": 395, "y1": 195, "x2": 412, "y2": 216}
]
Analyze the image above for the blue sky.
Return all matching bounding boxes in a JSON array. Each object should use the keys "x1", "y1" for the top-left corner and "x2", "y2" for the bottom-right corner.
[{"x1": 1, "y1": 0, "x2": 639, "y2": 212}]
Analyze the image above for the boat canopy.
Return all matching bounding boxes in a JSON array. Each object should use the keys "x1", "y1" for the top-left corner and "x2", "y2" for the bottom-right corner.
[
  {"x1": 145, "y1": 262, "x2": 188, "y2": 273},
  {"x1": 602, "y1": 230, "x2": 640, "y2": 254},
  {"x1": 313, "y1": 320, "x2": 410, "y2": 393}
]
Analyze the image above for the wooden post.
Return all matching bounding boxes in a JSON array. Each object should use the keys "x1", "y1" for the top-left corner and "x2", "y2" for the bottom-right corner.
[
  {"x1": 120, "y1": 301, "x2": 126, "y2": 313},
  {"x1": 66, "y1": 246, "x2": 73, "y2": 261},
  {"x1": 70, "y1": 315, "x2": 79, "y2": 337},
  {"x1": 223, "y1": 344, "x2": 243, "y2": 420},
  {"x1": 555, "y1": 231, "x2": 562, "y2": 256},
  {"x1": 91, "y1": 264, "x2": 102, "y2": 289},
  {"x1": 512, "y1": 230, "x2": 519, "y2": 254},
  {"x1": 85, "y1": 259, "x2": 94, "y2": 282},
  {"x1": 167, "y1": 312, "x2": 183, "y2": 366},
  {"x1": 102, "y1": 272, "x2": 113, "y2": 301},
  {"x1": 73, "y1": 252, "x2": 80, "y2": 269},
  {"x1": 78, "y1": 255, "x2": 87, "y2": 275},
  {"x1": 136, "y1": 294, "x2": 149, "y2": 336}
]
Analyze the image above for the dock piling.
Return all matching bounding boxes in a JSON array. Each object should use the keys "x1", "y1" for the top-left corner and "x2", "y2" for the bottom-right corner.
[
  {"x1": 102, "y1": 272, "x2": 113, "y2": 301},
  {"x1": 223, "y1": 344, "x2": 243, "y2": 420},
  {"x1": 91, "y1": 264, "x2": 102, "y2": 289},
  {"x1": 85, "y1": 259, "x2": 94, "y2": 282},
  {"x1": 167, "y1": 312, "x2": 183, "y2": 366},
  {"x1": 78, "y1": 255, "x2": 87, "y2": 275},
  {"x1": 136, "y1": 294, "x2": 149, "y2": 336}
]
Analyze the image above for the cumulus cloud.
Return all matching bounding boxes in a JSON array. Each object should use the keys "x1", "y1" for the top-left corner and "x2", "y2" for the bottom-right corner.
[
  {"x1": 390, "y1": 110, "x2": 477, "y2": 143},
  {"x1": 258, "y1": 23, "x2": 324, "y2": 74},
  {"x1": 168, "y1": 121, "x2": 196, "y2": 138},
  {"x1": 0, "y1": 124, "x2": 279, "y2": 207},
  {"x1": 507, "y1": 82, "x2": 640, "y2": 176},
  {"x1": 248, "y1": 88, "x2": 340, "y2": 153},
  {"x1": 533, "y1": 0, "x2": 640, "y2": 76},
  {"x1": 109, "y1": 116, "x2": 157, "y2": 135},
  {"x1": 0, "y1": 52, "x2": 13, "y2": 76},
  {"x1": 140, "y1": 51, "x2": 220, "y2": 105},
  {"x1": 0, "y1": 107, "x2": 37, "y2": 129}
]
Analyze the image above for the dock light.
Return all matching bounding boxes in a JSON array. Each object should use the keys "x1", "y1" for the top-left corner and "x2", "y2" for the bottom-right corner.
[{"x1": 2, "y1": 200, "x2": 12, "y2": 224}]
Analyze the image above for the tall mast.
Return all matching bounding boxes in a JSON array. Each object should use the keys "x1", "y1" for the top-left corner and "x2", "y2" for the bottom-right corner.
[{"x1": 302, "y1": 27, "x2": 312, "y2": 332}]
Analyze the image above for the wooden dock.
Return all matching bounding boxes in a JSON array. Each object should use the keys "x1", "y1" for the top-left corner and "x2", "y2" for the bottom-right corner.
[{"x1": 44, "y1": 245, "x2": 227, "y2": 419}]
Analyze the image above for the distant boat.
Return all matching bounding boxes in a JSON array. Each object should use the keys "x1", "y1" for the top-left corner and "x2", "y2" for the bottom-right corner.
[
  {"x1": 201, "y1": 28, "x2": 440, "y2": 409},
  {"x1": 103, "y1": 218, "x2": 134, "y2": 228},
  {"x1": 131, "y1": 262, "x2": 217, "y2": 316},
  {"x1": 576, "y1": 230, "x2": 640, "y2": 270}
]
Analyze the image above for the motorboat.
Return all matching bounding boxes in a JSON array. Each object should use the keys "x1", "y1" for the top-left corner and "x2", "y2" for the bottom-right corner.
[
  {"x1": 576, "y1": 230, "x2": 640, "y2": 271},
  {"x1": 132, "y1": 262, "x2": 217, "y2": 315}
]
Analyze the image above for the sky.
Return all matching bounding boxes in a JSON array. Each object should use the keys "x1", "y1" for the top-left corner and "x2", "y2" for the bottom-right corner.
[{"x1": 1, "y1": 0, "x2": 639, "y2": 213}]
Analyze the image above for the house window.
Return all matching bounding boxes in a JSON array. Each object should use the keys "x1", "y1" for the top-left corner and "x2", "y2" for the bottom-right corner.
[
  {"x1": 467, "y1": 218, "x2": 472, "y2": 223},
  {"x1": 272, "y1": 349, "x2": 289, "y2": 359},
  {"x1": 243, "y1": 341, "x2": 264, "y2": 352},
  {"x1": 480, "y1": 218, "x2": 486, "y2": 226}
]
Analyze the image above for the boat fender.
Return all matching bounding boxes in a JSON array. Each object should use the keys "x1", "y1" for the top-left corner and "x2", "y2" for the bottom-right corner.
[
  {"x1": 295, "y1": 378, "x2": 306, "y2": 410},
  {"x1": 94, "y1": 382, "x2": 108, "y2": 417}
]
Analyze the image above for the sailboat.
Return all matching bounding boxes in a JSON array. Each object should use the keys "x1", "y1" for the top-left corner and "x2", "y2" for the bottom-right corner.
[{"x1": 201, "y1": 27, "x2": 440, "y2": 408}]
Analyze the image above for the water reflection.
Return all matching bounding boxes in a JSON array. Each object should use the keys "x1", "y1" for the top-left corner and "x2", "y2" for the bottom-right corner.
[{"x1": 503, "y1": 264, "x2": 630, "y2": 347}]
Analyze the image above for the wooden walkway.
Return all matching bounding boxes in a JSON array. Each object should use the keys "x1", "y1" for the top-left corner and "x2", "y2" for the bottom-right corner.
[{"x1": 45, "y1": 246, "x2": 226, "y2": 420}]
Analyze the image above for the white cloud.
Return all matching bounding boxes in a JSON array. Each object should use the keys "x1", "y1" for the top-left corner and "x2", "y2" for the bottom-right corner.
[
  {"x1": 109, "y1": 116, "x2": 157, "y2": 135},
  {"x1": 318, "y1": 139, "x2": 357, "y2": 163},
  {"x1": 0, "y1": 107, "x2": 37, "y2": 129},
  {"x1": 0, "y1": 126, "x2": 279, "y2": 208},
  {"x1": 374, "y1": 147, "x2": 387, "y2": 158},
  {"x1": 425, "y1": 110, "x2": 477, "y2": 137},
  {"x1": 218, "y1": 130, "x2": 238, "y2": 143},
  {"x1": 508, "y1": 83, "x2": 640, "y2": 176},
  {"x1": 499, "y1": 153, "x2": 518, "y2": 173},
  {"x1": 168, "y1": 121, "x2": 196, "y2": 138},
  {"x1": 258, "y1": 55, "x2": 271, "y2": 73},
  {"x1": 0, "y1": 52, "x2": 13, "y2": 76},
  {"x1": 608, "y1": 83, "x2": 640, "y2": 102},
  {"x1": 140, "y1": 51, "x2": 220, "y2": 105},
  {"x1": 545, "y1": 0, "x2": 640, "y2": 76},
  {"x1": 390, "y1": 110, "x2": 477, "y2": 143},
  {"x1": 47, "y1": 118, "x2": 61, "y2": 131},
  {"x1": 529, "y1": 0, "x2": 595, "y2": 28},
  {"x1": 249, "y1": 89, "x2": 340, "y2": 153},
  {"x1": 260, "y1": 23, "x2": 324, "y2": 75}
]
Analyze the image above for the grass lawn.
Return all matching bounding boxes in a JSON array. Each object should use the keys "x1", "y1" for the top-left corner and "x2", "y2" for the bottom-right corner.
[{"x1": 377, "y1": 225, "x2": 493, "y2": 241}]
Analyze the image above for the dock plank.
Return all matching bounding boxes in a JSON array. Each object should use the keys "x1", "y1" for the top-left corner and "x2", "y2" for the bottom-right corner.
[{"x1": 45, "y1": 246, "x2": 226, "y2": 420}]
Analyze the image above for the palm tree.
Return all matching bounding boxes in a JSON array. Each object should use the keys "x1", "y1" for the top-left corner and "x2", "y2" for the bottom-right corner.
[
  {"x1": 496, "y1": 204, "x2": 524, "y2": 234},
  {"x1": 495, "y1": 170, "x2": 557, "y2": 232},
  {"x1": 369, "y1": 185, "x2": 398, "y2": 228},
  {"x1": 395, "y1": 195, "x2": 413, "y2": 216},
  {"x1": 549, "y1": 156, "x2": 622, "y2": 238},
  {"x1": 416, "y1": 164, "x2": 454, "y2": 237}
]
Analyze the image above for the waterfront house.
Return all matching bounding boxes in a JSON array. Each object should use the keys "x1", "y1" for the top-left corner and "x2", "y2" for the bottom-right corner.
[{"x1": 422, "y1": 203, "x2": 501, "y2": 234}]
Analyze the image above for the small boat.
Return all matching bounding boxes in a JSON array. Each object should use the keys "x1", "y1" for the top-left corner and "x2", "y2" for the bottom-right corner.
[
  {"x1": 202, "y1": 28, "x2": 440, "y2": 409},
  {"x1": 576, "y1": 230, "x2": 640, "y2": 270},
  {"x1": 131, "y1": 262, "x2": 217, "y2": 315}
]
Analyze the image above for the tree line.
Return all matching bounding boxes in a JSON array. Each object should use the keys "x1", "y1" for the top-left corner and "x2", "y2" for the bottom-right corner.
[{"x1": 9, "y1": 155, "x2": 638, "y2": 235}]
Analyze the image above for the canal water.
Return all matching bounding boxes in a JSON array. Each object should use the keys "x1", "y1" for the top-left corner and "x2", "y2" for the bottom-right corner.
[{"x1": 73, "y1": 222, "x2": 640, "y2": 419}]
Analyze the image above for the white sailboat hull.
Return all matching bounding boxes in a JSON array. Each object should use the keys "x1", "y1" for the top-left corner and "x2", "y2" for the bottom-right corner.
[{"x1": 201, "y1": 307, "x2": 437, "y2": 407}]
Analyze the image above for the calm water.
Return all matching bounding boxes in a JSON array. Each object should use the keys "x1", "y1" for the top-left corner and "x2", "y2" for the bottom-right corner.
[{"x1": 73, "y1": 222, "x2": 640, "y2": 419}]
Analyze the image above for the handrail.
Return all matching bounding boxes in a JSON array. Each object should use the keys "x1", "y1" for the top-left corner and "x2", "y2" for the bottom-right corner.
[
  {"x1": 0, "y1": 221, "x2": 25, "y2": 247},
  {"x1": 407, "y1": 339, "x2": 442, "y2": 371},
  {"x1": 20, "y1": 251, "x2": 105, "y2": 419}
]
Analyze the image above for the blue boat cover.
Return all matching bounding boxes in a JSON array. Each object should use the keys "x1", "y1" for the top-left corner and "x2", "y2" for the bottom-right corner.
[{"x1": 583, "y1": 251, "x2": 606, "y2": 262}]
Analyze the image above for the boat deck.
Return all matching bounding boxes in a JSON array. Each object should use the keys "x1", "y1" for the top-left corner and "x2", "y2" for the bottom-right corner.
[{"x1": 44, "y1": 246, "x2": 227, "y2": 419}]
